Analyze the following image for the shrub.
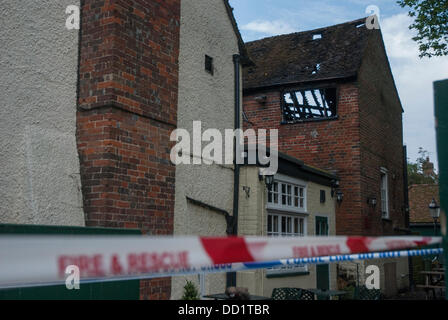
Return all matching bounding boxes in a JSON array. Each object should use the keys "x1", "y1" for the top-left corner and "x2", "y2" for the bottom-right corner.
[{"x1": 182, "y1": 280, "x2": 200, "y2": 300}]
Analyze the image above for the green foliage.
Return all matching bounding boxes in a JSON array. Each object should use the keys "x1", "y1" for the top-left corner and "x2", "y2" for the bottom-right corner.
[
  {"x1": 407, "y1": 147, "x2": 438, "y2": 185},
  {"x1": 181, "y1": 280, "x2": 200, "y2": 300},
  {"x1": 397, "y1": 0, "x2": 448, "y2": 58}
]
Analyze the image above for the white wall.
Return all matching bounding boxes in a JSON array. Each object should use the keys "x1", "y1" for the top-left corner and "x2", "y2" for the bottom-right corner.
[
  {"x1": 0, "y1": 1, "x2": 84, "y2": 226},
  {"x1": 171, "y1": 0, "x2": 241, "y2": 299}
]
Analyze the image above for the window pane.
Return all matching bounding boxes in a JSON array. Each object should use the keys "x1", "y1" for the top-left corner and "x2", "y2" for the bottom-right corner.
[
  {"x1": 273, "y1": 182, "x2": 278, "y2": 204},
  {"x1": 267, "y1": 215, "x2": 272, "y2": 232},
  {"x1": 294, "y1": 218, "x2": 298, "y2": 233},
  {"x1": 281, "y1": 216, "x2": 286, "y2": 233},
  {"x1": 300, "y1": 198, "x2": 304, "y2": 208},
  {"x1": 287, "y1": 185, "x2": 292, "y2": 206},
  {"x1": 299, "y1": 219, "x2": 304, "y2": 235},
  {"x1": 287, "y1": 217, "x2": 292, "y2": 233},
  {"x1": 281, "y1": 184, "x2": 287, "y2": 205},
  {"x1": 273, "y1": 216, "x2": 278, "y2": 232}
]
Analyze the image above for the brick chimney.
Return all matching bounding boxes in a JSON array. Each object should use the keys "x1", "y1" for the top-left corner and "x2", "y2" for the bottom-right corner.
[
  {"x1": 77, "y1": 0, "x2": 181, "y2": 300},
  {"x1": 422, "y1": 157, "x2": 435, "y2": 177}
]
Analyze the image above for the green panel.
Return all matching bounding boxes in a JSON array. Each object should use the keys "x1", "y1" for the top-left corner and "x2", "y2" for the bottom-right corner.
[
  {"x1": 410, "y1": 225, "x2": 441, "y2": 237},
  {"x1": 0, "y1": 224, "x2": 141, "y2": 300},
  {"x1": 0, "y1": 223, "x2": 140, "y2": 235},
  {"x1": 434, "y1": 79, "x2": 448, "y2": 300}
]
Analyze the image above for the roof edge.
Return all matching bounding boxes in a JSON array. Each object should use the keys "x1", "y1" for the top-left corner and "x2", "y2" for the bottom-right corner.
[
  {"x1": 243, "y1": 74, "x2": 358, "y2": 92},
  {"x1": 223, "y1": 0, "x2": 254, "y2": 67},
  {"x1": 245, "y1": 17, "x2": 368, "y2": 46}
]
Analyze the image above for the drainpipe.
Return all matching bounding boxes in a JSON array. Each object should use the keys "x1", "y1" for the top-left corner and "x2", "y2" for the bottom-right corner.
[{"x1": 226, "y1": 54, "x2": 241, "y2": 288}]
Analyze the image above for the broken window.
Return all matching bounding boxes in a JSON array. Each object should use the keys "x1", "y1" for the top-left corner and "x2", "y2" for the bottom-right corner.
[{"x1": 282, "y1": 87, "x2": 337, "y2": 122}]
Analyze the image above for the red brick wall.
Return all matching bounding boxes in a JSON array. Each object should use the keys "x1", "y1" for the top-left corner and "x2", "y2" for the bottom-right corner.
[
  {"x1": 77, "y1": 0, "x2": 180, "y2": 299},
  {"x1": 408, "y1": 184, "x2": 439, "y2": 224},
  {"x1": 357, "y1": 31, "x2": 406, "y2": 236},
  {"x1": 244, "y1": 83, "x2": 364, "y2": 235},
  {"x1": 243, "y1": 76, "x2": 405, "y2": 235}
]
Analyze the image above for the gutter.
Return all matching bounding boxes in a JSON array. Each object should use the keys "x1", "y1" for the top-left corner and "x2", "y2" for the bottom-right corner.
[{"x1": 231, "y1": 54, "x2": 241, "y2": 236}]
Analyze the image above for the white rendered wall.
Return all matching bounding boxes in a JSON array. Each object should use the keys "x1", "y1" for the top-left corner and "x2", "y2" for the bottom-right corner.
[
  {"x1": 0, "y1": 1, "x2": 84, "y2": 226},
  {"x1": 171, "y1": 0, "x2": 241, "y2": 299}
]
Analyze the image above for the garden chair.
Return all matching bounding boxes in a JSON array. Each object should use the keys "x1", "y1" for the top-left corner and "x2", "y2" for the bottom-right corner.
[{"x1": 271, "y1": 288, "x2": 315, "y2": 300}]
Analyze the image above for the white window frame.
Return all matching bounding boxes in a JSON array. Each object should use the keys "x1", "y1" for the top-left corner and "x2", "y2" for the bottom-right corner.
[
  {"x1": 380, "y1": 167, "x2": 389, "y2": 219},
  {"x1": 267, "y1": 212, "x2": 307, "y2": 237},
  {"x1": 266, "y1": 211, "x2": 308, "y2": 274},
  {"x1": 267, "y1": 174, "x2": 307, "y2": 214}
]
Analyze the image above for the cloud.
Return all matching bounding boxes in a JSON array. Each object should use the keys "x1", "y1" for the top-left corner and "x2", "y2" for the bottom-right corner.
[
  {"x1": 241, "y1": 20, "x2": 298, "y2": 36},
  {"x1": 380, "y1": 13, "x2": 448, "y2": 168}
]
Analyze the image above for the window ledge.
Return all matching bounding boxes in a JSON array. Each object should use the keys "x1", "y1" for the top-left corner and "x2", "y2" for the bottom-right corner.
[
  {"x1": 266, "y1": 271, "x2": 310, "y2": 279},
  {"x1": 280, "y1": 116, "x2": 339, "y2": 125},
  {"x1": 266, "y1": 206, "x2": 308, "y2": 215}
]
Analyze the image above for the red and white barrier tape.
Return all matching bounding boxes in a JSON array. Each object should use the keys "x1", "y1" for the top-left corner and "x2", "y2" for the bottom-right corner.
[{"x1": 0, "y1": 235, "x2": 441, "y2": 288}]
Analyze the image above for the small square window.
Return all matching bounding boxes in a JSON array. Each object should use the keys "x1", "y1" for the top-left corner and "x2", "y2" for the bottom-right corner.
[{"x1": 205, "y1": 55, "x2": 214, "y2": 75}]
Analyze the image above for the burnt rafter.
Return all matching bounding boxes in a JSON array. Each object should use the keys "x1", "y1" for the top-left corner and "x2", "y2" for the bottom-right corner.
[{"x1": 282, "y1": 88, "x2": 337, "y2": 122}]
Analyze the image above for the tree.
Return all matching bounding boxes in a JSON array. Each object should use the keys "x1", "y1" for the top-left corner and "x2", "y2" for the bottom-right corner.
[
  {"x1": 407, "y1": 147, "x2": 438, "y2": 185},
  {"x1": 397, "y1": 0, "x2": 448, "y2": 58},
  {"x1": 181, "y1": 280, "x2": 200, "y2": 300}
]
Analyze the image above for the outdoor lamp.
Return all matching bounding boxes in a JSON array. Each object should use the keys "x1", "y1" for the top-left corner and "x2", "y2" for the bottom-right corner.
[
  {"x1": 331, "y1": 179, "x2": 340, "y2": 197},
  {"x1": 367, "y1": 197, "x2": 377, "y2": 207},
  {"x1": 428, "y1": 198, "x2": 440, "y2": 235},
  {"x1": 429, "y1": 198, "x2": 441, "y2": 219},
  {"x1": 264, "y1": 175, "x2": 274, "y2": 189},
  {"x1": 336, "y1": 191, "x2": 344, "y2": 203}
]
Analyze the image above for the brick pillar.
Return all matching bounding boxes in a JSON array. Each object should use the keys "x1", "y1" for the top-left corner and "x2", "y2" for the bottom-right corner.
[{"x1": 77, "y1": 0, "x2": 180, "y2": 300}]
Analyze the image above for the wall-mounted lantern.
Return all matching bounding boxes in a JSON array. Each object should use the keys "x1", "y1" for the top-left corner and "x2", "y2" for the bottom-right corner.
[
  {"x1": 336, "y1": 191, "x2": 344, "y2": 204},
  {"x1": 264, "y1": 175, "x2": 274, "y2": 189},
  {"x1": 367, "y1": 197, "x2": 377, "y2": 208},
  {"x1": 331, "y1": 179, "x2": 340, "y2": 197},
  {"x1": 260, "y1": 172, "x2": 274, "y2": 189}
]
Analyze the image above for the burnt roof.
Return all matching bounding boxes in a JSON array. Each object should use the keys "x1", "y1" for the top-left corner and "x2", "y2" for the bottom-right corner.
[{"x1": 243, "y1": 18, "x2": 371, "y2": 90}]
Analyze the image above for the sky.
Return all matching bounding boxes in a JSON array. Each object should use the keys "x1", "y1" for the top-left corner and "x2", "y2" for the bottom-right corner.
[{"x1": 229, "y1": 0, "x2": 448, "y2": 170}]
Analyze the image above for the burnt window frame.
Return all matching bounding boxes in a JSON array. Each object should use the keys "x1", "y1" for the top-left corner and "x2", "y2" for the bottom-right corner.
[{"x1": 280, "y1": 84, "x2": 340, "y2": 124}]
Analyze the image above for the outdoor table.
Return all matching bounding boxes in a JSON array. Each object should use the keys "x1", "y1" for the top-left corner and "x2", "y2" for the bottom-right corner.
[
  {"x1": 203, "y1": 293, "x2": 272, "y2": 300},
  {"x1": 306, "y1": 288, "x2": 347, "y2": 300}
]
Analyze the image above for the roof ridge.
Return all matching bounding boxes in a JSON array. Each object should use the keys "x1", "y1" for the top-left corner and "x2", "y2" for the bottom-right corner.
[{"x1": 245, "y1": 16, "x2": 369, "y2": 45}]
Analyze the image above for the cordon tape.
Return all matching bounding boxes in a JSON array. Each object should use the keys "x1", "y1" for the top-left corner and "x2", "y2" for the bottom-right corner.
[{"x1": 0, "y1": 235, "x2": 442, "y2": 288}]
